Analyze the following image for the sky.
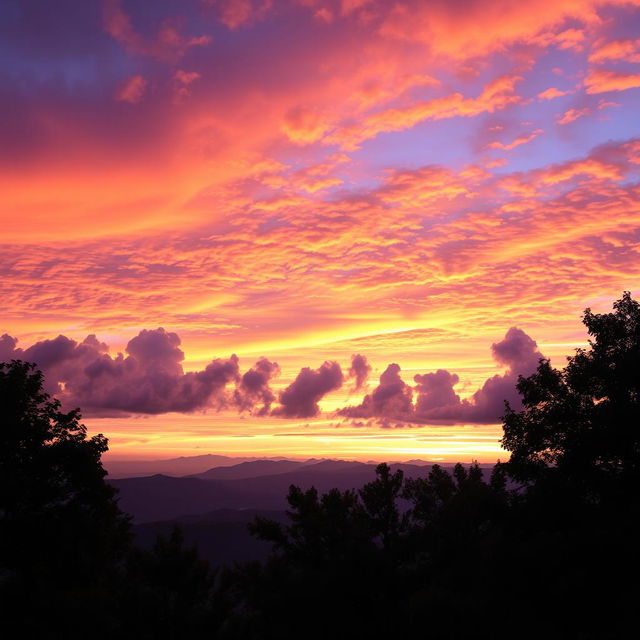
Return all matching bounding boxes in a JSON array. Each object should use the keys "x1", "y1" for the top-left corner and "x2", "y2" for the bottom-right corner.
[{"x1": 1, "y1": 0, "x2": 640, "y2": 462}]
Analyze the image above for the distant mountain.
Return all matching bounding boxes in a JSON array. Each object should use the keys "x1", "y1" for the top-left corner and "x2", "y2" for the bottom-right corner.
[
  {"x1": 194, "y1": 459, "x2": 310, "y2": 480},
  {"x1": 112, "y1": 460, "x2": 438, "y2": 522},
  {"x1": 104, "y1": 454, "x2": 295, "y2": 478},
  {"x1": 104, "y1": 453, "x2": 468, "y2": 480}
]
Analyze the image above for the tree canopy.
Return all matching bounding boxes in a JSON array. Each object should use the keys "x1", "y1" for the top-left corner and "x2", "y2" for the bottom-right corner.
[
  {"x1": 502, "y1": 291, "x2": 640, "y2": 497},
  {"x1": 0, "y1": 360, "x2": 131, "y2": 637}
]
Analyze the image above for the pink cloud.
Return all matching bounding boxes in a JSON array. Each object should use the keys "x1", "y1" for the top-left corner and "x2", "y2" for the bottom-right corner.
[
  {"x1": 115, "y1": 75, "x2": 148, "y2": 104},
  {"x1": 103, "y1": 0, "x2": 210, "y2": 61},
  {"x1": 209, "y1": 0, "x2": 272, "y2": 30},
  {"x1": 172, "y1": 70, "x2": 201, "y2": 103}
]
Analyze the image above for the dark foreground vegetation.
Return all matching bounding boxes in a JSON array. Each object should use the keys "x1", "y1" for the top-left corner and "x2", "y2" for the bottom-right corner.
[{"x1": 1, "y1": 293, "x2": 639, "y2": 639}]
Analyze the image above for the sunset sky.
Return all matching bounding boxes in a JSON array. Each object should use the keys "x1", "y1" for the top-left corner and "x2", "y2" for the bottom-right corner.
[{"x1": 2, "y1": 0, "x2": 640, "y2": 462}]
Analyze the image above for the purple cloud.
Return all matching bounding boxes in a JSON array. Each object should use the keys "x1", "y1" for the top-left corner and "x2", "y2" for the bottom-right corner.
[
  {"x1": 234, "y1": 357, "x2": 280, "y2": 415},
  {"x1": 341, "y1": 363, "x2": 413, "y2": 419},
  {"x1": 340, "y1": 327, "x2": 545, "y2": 425},
  {"x1": 1, "y1": 325, "x2": 544, "y2": 423},
  {"x1": 1, "y1": 328, "x2": 239, "y2": 416},
  {"x1": 462, "y1": 327, "x2": 544, "y2": 422},
  {"x1": 413, "y1": 369, "x2": 463, "y2": 420},
  {"x1": 272, "y1": 361, "x2": 344, "y2": 418},
  {"x1": 348, "y1": 353, "x2": 371, "y2": 390}
]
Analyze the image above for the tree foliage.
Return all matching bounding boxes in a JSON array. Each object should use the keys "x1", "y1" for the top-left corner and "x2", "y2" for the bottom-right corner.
[
  {"x1": 0, "y1": 361, "x2": 130, "y2": 580},
  {"x1": 502, "y1": 291, "x2": 640, "y2": 497},
  {"x1": 0, "y1": 360, "x2": 132, "y2": 636}
]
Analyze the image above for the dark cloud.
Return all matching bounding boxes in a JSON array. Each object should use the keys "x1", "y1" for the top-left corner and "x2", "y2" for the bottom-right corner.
[
  {"x1": 1, "y1": 325, "x2": 544, "y2": 423},
  {"x1": 234, "y1": 357, "x2": 280, "y2": 415},
  {"x1": 348, "y1": 353, "x2": 371, "y2": 390},
  {"x1": 340, "y1": 327, "x2": 545, "y2": 425},
  {"x1": 1, "y1": 328, "x2": 239, "y2": 416},
  {"x1": 491, "y1": 327, "x2": 542, "y2": 374},
  {"x1": 0, "y1": 334, "x2": 20, "y2": 361},
  {"x1": 273, "y1": 361, "x2": 344, "y2": 418},
  {"x1": 413, "y1": 369, "x2": 463, "y2": 420},
  {"x1": 462, "y1": 327, "x2": 544, "y2": 422},
  {"x1": 340, "y1": 363, "x2": 413, "y2": 419}
]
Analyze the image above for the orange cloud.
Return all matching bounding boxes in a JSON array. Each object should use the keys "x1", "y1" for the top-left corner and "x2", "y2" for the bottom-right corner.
[
  {"x1": 589, "y1": 38, "x2": 640, "y2": 63},
  {"x1": 538, "y1": 87, "x2": 570, "y2": 100},
  {"x1": 585, "y1": 69, "x2": 640, "y2": 93},
  {"x1": 538, "y1": 157, "x2": 625, "y2": 184},
  {"x1": 487, "y1": 129, "x2": 544, "y2": 150},
  {"x1": 378, "y1": 166, "x2": 476, "y2": 205},
  {"x1": 327, "y1": 74, "x2": 524, "y2": 150},
  {"x1": 281, "y1": 105, "x2": 335, "y2": 145},
  {"x1": 376, "y1": 0, "x2": 625, "y2": 59},
  {"x1": 556, "y1": 107, "x2": 590, "y2": 125}
]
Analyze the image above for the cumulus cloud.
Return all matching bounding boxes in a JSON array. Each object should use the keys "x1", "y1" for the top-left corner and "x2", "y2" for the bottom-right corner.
[
  {"x1": 0, "y1": 326, "x2": 544, "y2": 423},
  {"x1": 414, "y1": 369, "x2": 462, "y2": 418},
  {"x1": 273, "y1": 361, "x2": 344, "y2": 418},
  {"x1": 1, "y1": 329, "x2": 239, "y2": 416},
  {"x1": 2, "y1": 330, "x2": 345, "y2": 418},
  {"x1": 0, "y1": 334, "x2": 20, "y2": 361},
  {"x1": 340, "y1": 327, "x2": 545, "y2": 425},
  {"x1": 461, "y1": 327, "x2": 544, "y2": 422},
  {"x1": 341, "y1": 363, "x2": 413, "y2": 419},
  {"x1": 234, "y1": 357, "x2": 280, "y2": 415},
  {"x1": 348, "y1": 353, "x2": 371, "y2": 390}
]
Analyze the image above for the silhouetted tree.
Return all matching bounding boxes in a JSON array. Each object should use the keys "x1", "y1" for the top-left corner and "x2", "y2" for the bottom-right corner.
[
  {"x1": 232, "y1": 483, "x2": 400, "y2": 638},
  {"x1": 359, "y1": 463, "x2": 405, "y2": 552},
  {"x1": 0, "y1": 360, "x2": 130, "y2": 637},
  {"x1": 502, "y1": 291, "x2": 640, "y2": 501},
  {"x1": 250, "y1": 485, "x2": 371, "y2": 563},
  {"x1": 121, "y1": 526, "x2": 215, "y2": 640},
  {"x1": 495, "y1": 294, "x2": 640, "y2": 638}
]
